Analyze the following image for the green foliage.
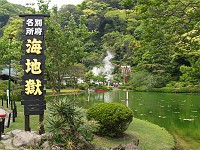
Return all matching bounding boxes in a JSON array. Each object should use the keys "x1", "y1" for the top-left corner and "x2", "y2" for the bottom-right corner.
[
  {"x1": 46, "y1": 97, "x2": 97, "y2": 149},
  {"x1": 44, "y1": 9, "x2": 95, "y2": 95},
  {"x1": 87, "y1": 102, "x2": 133, "y2": 137},
  {"x1": 117, "y1": 85, "x2": 134, "y2": 90},
  {"x1": 94, "y1": 85, "x2": 112, "y2": 91},
  {"x1": 180, "y1": 65, "x2": 194, "y2": 82},
  {"x1": 84, "y1": 71, "x2": 94, "y2": 84},
  {"x1": 128, "y1": 118, "x2": 175, "y2": 150},
  {"x1": 77, "y1": 82, "x2": 89, "y2": 90},
  {"x1": 67, "y1": 63, "x2": 86, "y2": 79},
  {"x1": 0, "y1": 80, "x2": 8, "y2": 91},
  {"x1": 0, "y1": 90, "x2": 6, "y2": 100},
  {"x1": 0, "y1": 0, "x2": 27, "y2": 30},
  {"x1": 128, "y1": 70, "x2": 169, "y2": 91},
  {"x1": 0, "y1": 80, "x2": 22, "y2": 101},
  {"x1": 152, "y1": 87, "x2": 200, "y2": 93},
  {"x1": 155, "y1": 80, "x2": 200, "y2": 93},
  {"x1": 2, "y1": 0, "x2": 200, "y2": 93}
]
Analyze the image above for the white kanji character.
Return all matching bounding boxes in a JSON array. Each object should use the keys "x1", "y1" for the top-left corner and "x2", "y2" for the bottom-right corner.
[
  {"x1": 26, "y1": 28, "x2": 34, "y2": 35},
  {"x1": 26, "y1": 19, "x2": 34, "y2": 26},
  {"x1": 34, "y1": 28, "x2": 43, "y2": 35},
  {"x1": 34, "y1": 19, "x2": 43, "y2": 27}
]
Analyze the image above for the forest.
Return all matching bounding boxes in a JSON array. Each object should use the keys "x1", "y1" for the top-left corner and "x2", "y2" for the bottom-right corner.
[{"x1": 0, "y1": 0, "x2": 200, "y2": 93}]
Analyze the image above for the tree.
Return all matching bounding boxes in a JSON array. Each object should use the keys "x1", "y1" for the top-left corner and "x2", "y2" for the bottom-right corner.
[
  {"x1": 84, "y1": 71, "x2": 94, "y2": 85},
  {"x1": 58, "y1": 4, "x2": 83, "y2": 27},
  {"x1": 134, "y1": 0, "x2": 200, "y2": 84},
  {"x1": 67, "y1": 63, "x2": 86, "y2": 91},
  {"x1": 0, "y1": 17, "x2": 23, "y2": 75},
  {"x1": 45, "y1": 10, "x2": 94, "y2": 97}
]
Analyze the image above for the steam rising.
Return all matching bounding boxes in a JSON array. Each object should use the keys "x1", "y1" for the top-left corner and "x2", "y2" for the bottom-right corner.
[{"x1": 92, "y1": 51, "x2": 114, "y2": 81}]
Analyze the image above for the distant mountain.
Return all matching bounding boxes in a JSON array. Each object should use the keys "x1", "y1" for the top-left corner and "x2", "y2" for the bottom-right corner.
[{"x1": 0, "y1": 0, "x2": 27, "y2": 27}]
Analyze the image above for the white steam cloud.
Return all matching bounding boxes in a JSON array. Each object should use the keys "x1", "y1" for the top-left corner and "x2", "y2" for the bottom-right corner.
[{"x1": 92, "y1": 51, "x2": 114, "y2": 81}]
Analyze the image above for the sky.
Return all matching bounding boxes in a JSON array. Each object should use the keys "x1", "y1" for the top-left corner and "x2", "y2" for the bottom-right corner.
[{"x1": 7, "y1": 0, "x2": 84, "y2": 9}]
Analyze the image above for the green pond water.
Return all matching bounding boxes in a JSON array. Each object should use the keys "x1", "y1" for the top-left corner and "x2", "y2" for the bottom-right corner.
[{"x1": 73, "y1": 90, "x2": 200, "y2": 149}]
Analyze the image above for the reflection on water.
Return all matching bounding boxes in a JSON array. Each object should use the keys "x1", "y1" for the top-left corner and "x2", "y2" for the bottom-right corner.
[{"x1": 73, "y1": 91, "x2": 200, "y2": 148}]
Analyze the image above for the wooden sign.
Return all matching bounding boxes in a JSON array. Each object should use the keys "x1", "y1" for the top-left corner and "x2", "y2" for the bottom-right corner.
[{"x1": 19, "y1": 14, "x2": 50, "y2": 133}]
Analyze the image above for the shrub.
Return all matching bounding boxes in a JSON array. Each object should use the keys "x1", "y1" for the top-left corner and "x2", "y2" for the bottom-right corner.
[
  {"x1": 47, "y1": 97, "x2": 98, "y2": 149},
  {"x1": 77, "y1": 82, "x2": 89, "y2": 90},
  {"x1": 0, "y1": 91, "x2": 7, "y2": 100},
  {"x1": 118, "y1": 85, "x2": 126, "y2": 90},
  {"x1": 95, "y1": 85, "x2": 107, "y2": 90},
  {"x1": 87, "y1": 102, "x2": 133, "y2": 137},
  {"x1": 105, "y1": 86, "x2": 113, "y2": 91},
  {"x1": 118, "y1": 85, "x2": 134, "y2": 90},
  {"x1": 152, "y1": 87, "x2": 200, "y2": 93}
]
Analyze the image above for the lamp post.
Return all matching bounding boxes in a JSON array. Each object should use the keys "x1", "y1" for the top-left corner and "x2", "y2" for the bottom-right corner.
[{"x1": 8, "y1": 34, "x2": 14, "y2": 110}]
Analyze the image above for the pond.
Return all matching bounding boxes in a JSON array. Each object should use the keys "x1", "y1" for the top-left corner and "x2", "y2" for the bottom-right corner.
[{"x1": 73, "y1": 90, "x2": 200, "y2": 149}]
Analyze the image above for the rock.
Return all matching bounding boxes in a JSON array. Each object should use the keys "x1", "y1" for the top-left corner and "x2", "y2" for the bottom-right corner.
[
  {"x1": 41, "y1": 133, "x2": 53, "y2": 141},
  {"x1": 1, "y1": 134, "x2": 10, "y2": 140},
  {"x1": 95, "y1": 145, "x2": 109, "y2": 150},
  {"x1": 13, "y1": 131, "x2": 42, "y2": 148},
  {"x1": 112, "y1": 144, "x2": 125, "y2": 150},
  {"x1": 111, "y1": 139, "x2": 140, "y2": 150},
  {"x1": 51, "y1": 145, "x2": 61, "y2": 150},
  {"x1": 10, "y1": 129, "x2": 23, "y2": 137},
  {"x1": 2, "y1": 138, "x2": 14, "y2": 150},
  {"x1": 125, "y1": 143, "x2": 140, "y2": 150},
  {"x1": 132, "y1": 139, "x2": 139, "y2": 146},
  {"x1": 41, "y1": 141, "x2": 51, "y2": 150},
  {"x1": 0, "y1": 142, "x2": 5, "y2": 149}
]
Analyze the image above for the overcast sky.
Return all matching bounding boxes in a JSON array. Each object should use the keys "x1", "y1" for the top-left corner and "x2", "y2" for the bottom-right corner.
[{"x1": 7, "y1": 0, "x2": 84, "y2": 9}]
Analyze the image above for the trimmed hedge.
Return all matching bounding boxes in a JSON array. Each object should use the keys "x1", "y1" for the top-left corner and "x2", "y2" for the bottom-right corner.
[
  {"x1": 87, "y1": 102, "x2": 133, "y2": 137},
  {"x1": 118, "y1": 85, "x2": 134, "y2": 90},
  {"x1": 152, "y1": 87, "x2": 200, "y2": 93}
]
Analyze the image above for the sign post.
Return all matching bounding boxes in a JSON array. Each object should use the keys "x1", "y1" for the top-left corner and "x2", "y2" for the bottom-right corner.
[{"x1": 19, "y1": 14, "x2": 50, "y2": 134}]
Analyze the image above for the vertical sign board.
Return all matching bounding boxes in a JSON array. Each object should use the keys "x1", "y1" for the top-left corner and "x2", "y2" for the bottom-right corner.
[{"x1": 19, "y1": 14, "x2": 50, "y2": 133}]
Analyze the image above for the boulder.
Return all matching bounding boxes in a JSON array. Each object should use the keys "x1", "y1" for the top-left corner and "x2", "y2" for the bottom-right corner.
[
  {"x1": 41, "y1": 141, "x2": 51, "y2": 150},
  {"x1": 10, "y1": 129, "x2": 23, "y2": 137},
  {"x1": 13, "y1": 131, "x2": 42, "y2": 148}
]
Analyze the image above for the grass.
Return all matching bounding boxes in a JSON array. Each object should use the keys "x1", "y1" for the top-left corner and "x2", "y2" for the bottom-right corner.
[
  {"x1": 128, "y1": 118, "x2": 175, "y2": 150},
  {"x1": 172, "y1": 132, "x2": 200, "y2": 150},
  {"x1": 4, "y1": 101, "x2": 41, "y2": 132},
  {"x1": 4, "y1": 101, "x2": 175, "y2": 149},
  {"x1": 92, "y1": 118, "x2": 175, "y2": 150},
  {"x1": 46, "y1": 89, "x2": 80, "y2": 94},
  {"x1": 92, "y1": 132, "x2": 138, "y2": 148}
]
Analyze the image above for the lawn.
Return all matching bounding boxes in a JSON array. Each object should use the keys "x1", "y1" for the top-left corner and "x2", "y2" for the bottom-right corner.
[
  {"x1": 5, "y1": 101, "x2": 175, "y2": 150},
  {"x1": 92, "y1": 118, "x2": 175, "y2": 150}
]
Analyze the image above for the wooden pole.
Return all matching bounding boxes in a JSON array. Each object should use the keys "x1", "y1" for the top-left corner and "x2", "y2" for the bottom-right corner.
[
  {"x1": 39, "y1": 113, "x2": 45, "y2": 134},
  {"x1": 7, "y1": 113, "x2": 11, "y2": 128},
  {"x1": 25, "y1": 115, "x2": 30, "y2": 131},
  {"x1": 12, "y1": 110, "x2": 15, "y2": 122},
  {"x1": 0, "y1": 119, "x2": 2, "y2": 140},
  {"x1": 2, "y1": 118, "x2": 5, "y2": 133}
]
